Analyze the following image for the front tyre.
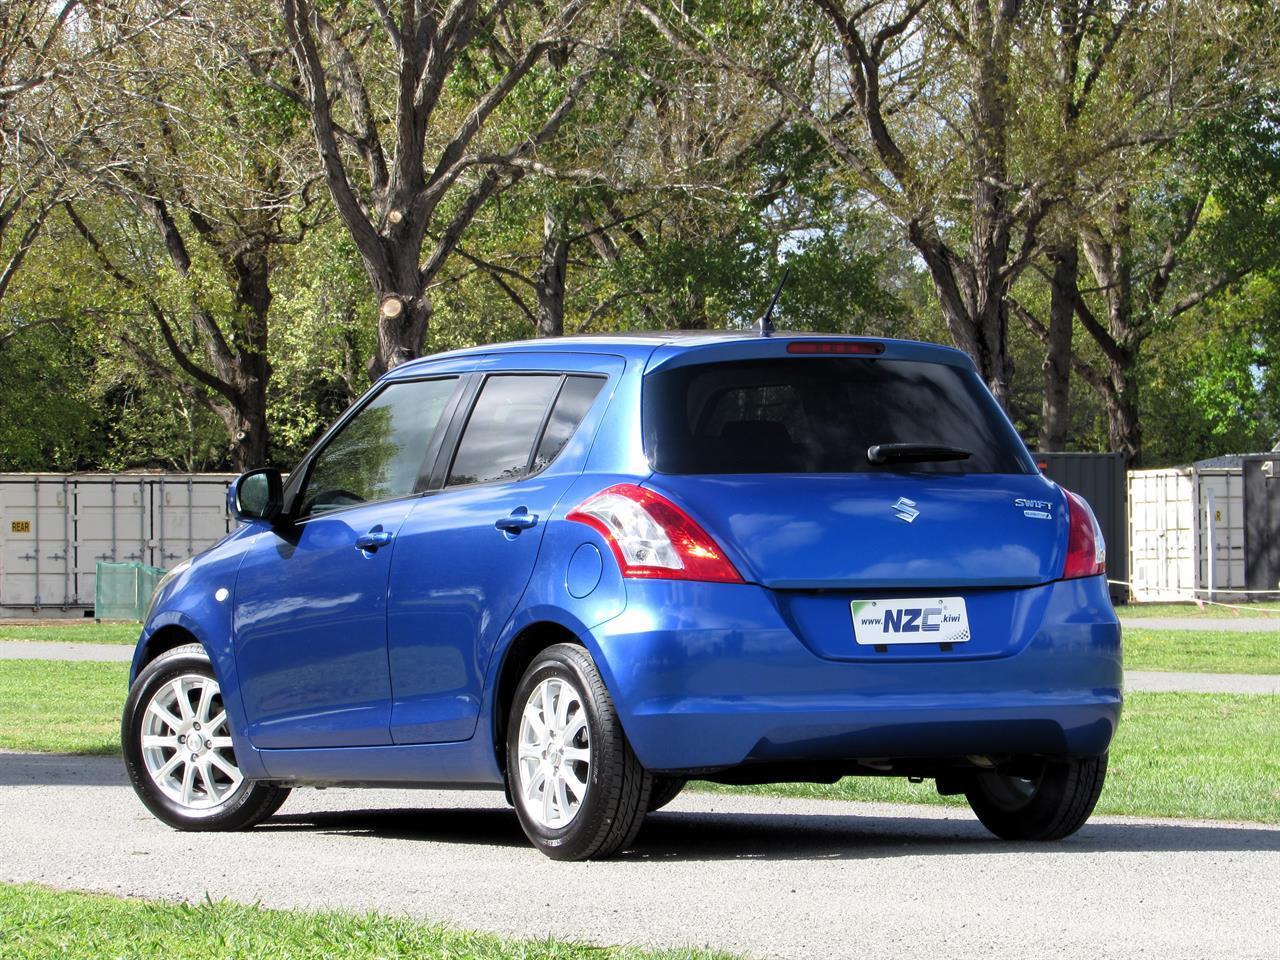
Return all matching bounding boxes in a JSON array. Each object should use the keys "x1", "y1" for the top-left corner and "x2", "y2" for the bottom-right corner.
[
  {"x1": 964, "y1": 754, "x2": 1107, "y2": 841},
  {"x1": 506, "y1": 643, "x2": 651, "y2": 860},
  {"x1": 122, "y1": 643, "x2": 289, "y2": 831}
]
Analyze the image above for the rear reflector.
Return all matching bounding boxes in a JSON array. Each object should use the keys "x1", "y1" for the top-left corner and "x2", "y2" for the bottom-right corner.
[
  {"x1": 566, "y1": 483, "x2": 743, "y2": 583},
  {"x1": 786, "y1": 341, "x2": 885, "y2": 355},
  {"x1": 1062, "y1": 489, "x2": 1106, "y2": 579}
]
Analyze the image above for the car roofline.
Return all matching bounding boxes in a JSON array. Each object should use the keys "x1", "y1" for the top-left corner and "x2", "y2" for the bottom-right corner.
[{"x1": 389, "y1": 331, "x2": 973, "y2": 377}]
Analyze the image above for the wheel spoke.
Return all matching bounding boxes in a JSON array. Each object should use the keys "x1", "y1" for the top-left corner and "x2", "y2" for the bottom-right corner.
[
  {"x1": 541, "y1": 681, "x2": 555, "y2": 731},
  {"x1": 180, "y1": 761, "x2": 197, "y2": 805},
  {"x1": 524, "y1": 766, "x2": 547, "y2": 801},
  {"x1": 562, "y1": 766, "x2": 587, "y2": 800},
  {"x1": 142, "y1": 735, "x2": 179, "y2": 751},
  {"x1": 541, "y1": 774, "x2": 554, "y2": 822},
  {"x1": 197, "y1": 761, "x2": 217, "y2": 799},
  {"x1": 208, "y1": 737, "x2": 234, "y2": 750},
  {"x1": 195, "y1": 681, "x2": 214, "y2": 725},
  {"x1": 523, "y1": 707, "x2": 547, "y2": 742},
  {"x1": 172, "y1": 679, "x2": 193, "y2": 720},
  {"x1": 518, "y1": 742, "x2": 542, "y2": 760},
  {"x1": 208, "y1": 750, "x2": 242, "y2": 784},
  {"x1": 146, "y1": 701, "x2": 183, "y2": 734},
  {"x1": 554, "y1": 775, "x2": 570, "y2": 816},
  {"x1": 555, "y1": 685, "x2": 572, "y2": 728},
  {"x1": 156, "y1": 752, "x2": 183, "y2": 780},
  {"x1": 206, "y1": 711, "x2": 228, "y2": 735},
  {"x1": 562, "y1": 711, "x2": 587, "y2": 742},
  {"x1": 561, "y1": 746, "x2": 589, "y2": 764}
]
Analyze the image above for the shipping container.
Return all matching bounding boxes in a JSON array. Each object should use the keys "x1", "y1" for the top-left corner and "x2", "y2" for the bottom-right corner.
[
  {"x1": 1127, "y1": 466, "x2": 1247, "y2": 602},
  {"x1": 1034, "y1": 452, "x2": 1128, "y2": 603},
  {"x1": 0, "y1": 473, "x2": 235, "y2": 617}
]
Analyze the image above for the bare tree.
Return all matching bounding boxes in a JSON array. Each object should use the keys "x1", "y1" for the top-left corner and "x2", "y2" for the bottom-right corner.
[{"x1": 274, "y1": 0, "x2": 598, "y2": 376}]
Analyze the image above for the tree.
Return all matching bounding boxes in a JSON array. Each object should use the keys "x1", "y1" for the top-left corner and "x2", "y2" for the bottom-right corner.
[
  {"x1": 61, "y1": 3, "x2": 321, "y2": 470},
  {"x1": 0, "y1": 2, "x2": 78, "y2": 313},
  {"x1": 1074, "y1": 106, "x2": 1280, "y2": 465},
  {"x1": 274, "y1": 0, "x2": 601, "y2": 376}
]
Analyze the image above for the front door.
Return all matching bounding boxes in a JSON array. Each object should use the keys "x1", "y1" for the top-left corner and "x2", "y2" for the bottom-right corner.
[{"x1": 233, "y1": 375, "x2": 461, "y2": 749}]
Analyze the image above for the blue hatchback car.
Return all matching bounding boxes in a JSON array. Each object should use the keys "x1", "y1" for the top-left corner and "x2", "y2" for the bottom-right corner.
[{"x1": 122, "y1": 332, "x2": 1121, "y2": 860}]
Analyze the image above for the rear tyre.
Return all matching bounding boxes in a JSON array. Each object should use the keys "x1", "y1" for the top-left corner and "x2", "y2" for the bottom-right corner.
[
  {"x1": 506, "y1": 643, "x2": 651, "y2": 860},
  {"x1": 647, "y1": 777, "x2": 687, "y2": 812},
  {"x1": 122, "y1": 643, "x2": 290, "y2": 831},
  {"x1": 964, "y1": 754, "x2": 1107, "y2": 841}
]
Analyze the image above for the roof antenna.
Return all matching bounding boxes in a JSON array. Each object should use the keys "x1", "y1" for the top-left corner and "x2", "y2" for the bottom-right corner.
[{"x1": 758, "y1": 266, "x2": 789, "y2": 337}]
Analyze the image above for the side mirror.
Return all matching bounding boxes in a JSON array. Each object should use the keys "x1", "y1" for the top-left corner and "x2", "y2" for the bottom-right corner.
[{"x1": 228, "y1": 468, "x2": 283, "y2": 524}]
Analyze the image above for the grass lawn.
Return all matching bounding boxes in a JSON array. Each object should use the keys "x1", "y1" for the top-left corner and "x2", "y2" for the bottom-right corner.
[
  {"x1": 0, "y1": 883, "x2": 729, "y2": 960},
  {"x1": 0, "y1": 622, "x2": 140, "y2": 645},
  {"x1": 0, "y1": 660, "x2": 127, "y2": 755},
  {"x1": 1123, "y1": 627, "x2": 1280, "y2": 675},
  {"x1": 1117, "y1": 601, "x2": 1280, "y2": 619},
  {"x1": 3, "y1": 659, "x2": 1277, "y2": 823},
  {"x1": 695, "y1": 691, "x2": 1280, "y2": 823}
]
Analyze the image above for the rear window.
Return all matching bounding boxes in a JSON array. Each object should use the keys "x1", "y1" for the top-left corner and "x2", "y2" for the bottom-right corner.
[{"x1": 643, "y1": 357, "x2": 1034, "y2": 475}]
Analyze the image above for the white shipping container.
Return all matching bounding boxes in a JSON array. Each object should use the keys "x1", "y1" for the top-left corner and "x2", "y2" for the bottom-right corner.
[
  {"x1": 1127, "y1": 466, "x2": 1247, "y2": 602},
  {"x1": 0, "y1": 473, "x2": 236, "y2": 616}
]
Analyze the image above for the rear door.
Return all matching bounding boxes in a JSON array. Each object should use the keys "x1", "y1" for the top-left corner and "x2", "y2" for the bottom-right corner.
[
  {"x1": 386, "y1": 354, "x2": 617, "y2": 744},
  {"x1": 233, "y1": 375, "x2": 461, "y2": 748}
]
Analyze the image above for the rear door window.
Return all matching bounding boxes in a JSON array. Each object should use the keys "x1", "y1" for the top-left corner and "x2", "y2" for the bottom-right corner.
[
  {"x1": 447, "y1": 375, "x2": 562, "y2": 486},
  {"x1": 643, "y1": 357, "x2": 1033, "y2": 475}
]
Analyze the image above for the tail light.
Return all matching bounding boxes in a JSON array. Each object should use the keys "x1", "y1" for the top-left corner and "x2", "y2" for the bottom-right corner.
[
  {"x1": 1062, "y1": 489, "x2": 1106, "y2": 579},
  {"x1": 566, "y1": 483, "x2": 744, "y2": 583}
]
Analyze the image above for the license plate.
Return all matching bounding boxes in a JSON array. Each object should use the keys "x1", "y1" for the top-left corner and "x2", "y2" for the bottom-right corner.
[{"x1": 851, "y1": 597, "x2": 971, "y2": 646}]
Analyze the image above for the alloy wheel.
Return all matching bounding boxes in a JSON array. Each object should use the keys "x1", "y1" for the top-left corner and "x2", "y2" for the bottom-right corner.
[
  {"x1": 516, "y1": 676, "x2": 591, "y2": 829},
  {"x1": 140, "y1": 673, "x2": 243, "y2": 810}
]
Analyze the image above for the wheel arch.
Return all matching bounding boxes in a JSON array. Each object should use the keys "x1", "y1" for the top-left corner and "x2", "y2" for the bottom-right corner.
[
  {"x1": 492, "y1": 620, "x2": 586, "y2": 773},
  {"x1": 135, "y1": 624, "x2": 203, "y2": 675}
]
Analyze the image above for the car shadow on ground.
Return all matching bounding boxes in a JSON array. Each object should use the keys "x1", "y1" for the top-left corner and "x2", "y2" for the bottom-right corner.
[
  {"x1": 0, "y1": 751, "x2": 123, "y2": 787},
  {"x1": 264, "y1": 804, "x2": 1280, "y2": 861}
]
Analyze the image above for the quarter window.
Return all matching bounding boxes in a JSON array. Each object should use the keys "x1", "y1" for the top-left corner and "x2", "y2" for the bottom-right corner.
[
  {"x1": 532, "y1": 377, "x2": 605, "y2": 473},
  {"x1": 300, "y1": 377, "x2": 458, "y2": 517}
]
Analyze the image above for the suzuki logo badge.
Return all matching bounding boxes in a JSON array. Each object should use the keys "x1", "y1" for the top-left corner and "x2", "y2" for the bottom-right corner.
[{"x1": 892, "y1": 497, "x2": 919, "y2": 523}]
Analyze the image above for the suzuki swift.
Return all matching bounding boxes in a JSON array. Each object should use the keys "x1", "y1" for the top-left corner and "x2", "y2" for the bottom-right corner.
[{"x1": 122, "y1": 332, "x2": 1121, "y2": 860}]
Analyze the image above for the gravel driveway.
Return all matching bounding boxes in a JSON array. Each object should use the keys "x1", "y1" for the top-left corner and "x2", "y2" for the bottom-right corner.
[{"x1": 2, "y1": 751, "x2": 1276, "y2": 959}]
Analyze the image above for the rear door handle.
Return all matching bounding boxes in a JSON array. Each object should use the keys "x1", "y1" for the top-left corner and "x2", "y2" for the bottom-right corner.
[
  {"x1": 354, "y1": 528, "x2": 394, "y2": 552},
  {"x1": 494, "y1": 511, "x2": 538, "y2": 533}
]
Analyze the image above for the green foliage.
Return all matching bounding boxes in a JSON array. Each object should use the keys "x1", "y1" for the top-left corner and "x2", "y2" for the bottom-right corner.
[{"x1": 0, "y1": 325, "x2": 104, "y2": 470}]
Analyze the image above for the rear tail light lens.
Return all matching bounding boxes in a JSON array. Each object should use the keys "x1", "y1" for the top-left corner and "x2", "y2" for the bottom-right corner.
[
  {"x1": 566, "y1": 484, "x2": 744, "y2": 583},
  {"x1": 1062, "y1": 489, "x2": 1106, "y2": 579}
]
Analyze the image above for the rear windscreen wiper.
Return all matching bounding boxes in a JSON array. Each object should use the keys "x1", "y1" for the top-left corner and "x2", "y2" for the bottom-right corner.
[{"x1": 866, "y1": 443, "x2": 973, "y2": 465}]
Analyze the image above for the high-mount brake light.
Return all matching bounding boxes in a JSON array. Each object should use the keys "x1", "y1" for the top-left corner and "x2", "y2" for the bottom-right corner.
[
  {"x1": 566, "y1": 483, "x2": 744, "y2": 583},
  {"x1": 1062, "y1": 489, "x2": 1106, "y2": 580},
  {"x1": 786, "y1": 341, "x2": 885, "y2": 355}
]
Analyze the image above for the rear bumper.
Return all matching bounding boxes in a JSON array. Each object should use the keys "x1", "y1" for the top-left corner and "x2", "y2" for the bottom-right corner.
[{"x1": 590, "y1": 576, "x2": 1122, "y2": 771}]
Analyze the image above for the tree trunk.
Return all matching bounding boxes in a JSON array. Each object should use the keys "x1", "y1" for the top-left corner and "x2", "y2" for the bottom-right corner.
[
  {"x1": 220, "y1": 396, "x2": 268, "y2": 472},
  {"x1": 1040, "y1": 240, "x2": 1077, "y2": 450},
  {"x1": 1102, "y1": 352, "x2": 1141, "y2": 467},
  {"x1": 369, "y1": 242, "x2": 432, "y2": 380},
  {"x1": 535, "y1": 207, "x2": 569, "y2": 337}
]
